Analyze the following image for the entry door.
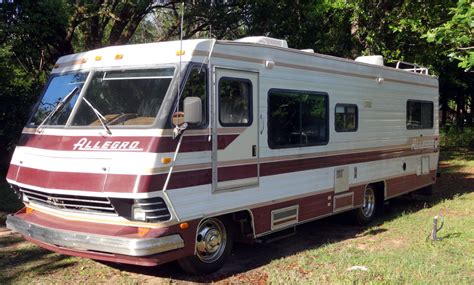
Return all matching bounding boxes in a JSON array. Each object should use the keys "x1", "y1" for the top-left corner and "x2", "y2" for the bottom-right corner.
[{"x1": 215, "y1": 68, "x2": 259, "y2": 191}]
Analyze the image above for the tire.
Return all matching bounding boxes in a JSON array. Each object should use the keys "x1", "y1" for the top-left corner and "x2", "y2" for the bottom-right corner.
[
  {"x1": 178, "y1": 217, "x2": 233, "y2": 275},
  {"x1": 354, "y1": 185, "x2": 379, "y2": 225}
]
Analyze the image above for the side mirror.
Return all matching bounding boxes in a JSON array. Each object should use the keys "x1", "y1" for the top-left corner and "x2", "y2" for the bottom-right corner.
[{"x1": 183, "y1": 97, "x2": 202, "y2": 124}]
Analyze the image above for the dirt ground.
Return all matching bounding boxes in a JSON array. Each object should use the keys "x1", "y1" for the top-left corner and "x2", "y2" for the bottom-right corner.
[{"x1": 1, "y1": 162, "x2": 473, "y2": 284}]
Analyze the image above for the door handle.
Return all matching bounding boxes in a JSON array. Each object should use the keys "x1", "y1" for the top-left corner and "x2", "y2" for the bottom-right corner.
[
  {"x1": 252, "y1": 145, "x2": 257, "y2": 157},
  {"x1": 259, "y1": 114, "x2": 264, "y2": 134}
]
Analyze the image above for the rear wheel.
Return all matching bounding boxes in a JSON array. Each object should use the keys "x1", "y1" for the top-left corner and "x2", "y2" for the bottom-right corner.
[
  {"x1": 354, "y1": 185, "x2": 378, "y2": 225},
  {"x1": 178, "y1": 217, "x2": 233, "y2": 275}
]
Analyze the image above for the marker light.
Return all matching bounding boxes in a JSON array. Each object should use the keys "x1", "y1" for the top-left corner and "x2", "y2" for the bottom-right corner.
[
  {"x1": 176, "y1": 50, "x2": 185, "y2": 56},
  {"x1": 161, "y1": 157, "x2": 172, "y2": 164},
  {"x1": 26, "y1": 207, "x2": 34, "y2": 214},
  {"x1": 95, "y1": 55, "x2": 102, "y2": 61},
  {"x1": 81, "y1": 58, "x2": 87, "y2": 63},
  {"x1": 115, "y1": 54, "x2": 124, "y2": 60},
  {"x1": 180, "y1": 222, "x2": 189, "y2": 230},
  {"x1": 137, "y1": 227, "x2": 151, "y2": 237}
]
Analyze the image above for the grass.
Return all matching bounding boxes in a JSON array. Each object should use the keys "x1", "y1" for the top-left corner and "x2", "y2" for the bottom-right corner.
[
  {"x1": 263, "y1": 195, "x2": 474, "y2": 284},
  {"x1": 439, "y1": 149, "x2": 474, "y2": 173},
  {"x1": 0, "y1": 151, "x2": 473, "y2": 284}
]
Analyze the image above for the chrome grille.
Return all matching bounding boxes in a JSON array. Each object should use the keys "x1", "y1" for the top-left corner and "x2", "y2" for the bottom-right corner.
[
  {"x1": 20, "y1": 188, "x2": 117, "y2": 215},
  {"x1": 136, "y1": 197, "x2": 171, "y2": 222}
]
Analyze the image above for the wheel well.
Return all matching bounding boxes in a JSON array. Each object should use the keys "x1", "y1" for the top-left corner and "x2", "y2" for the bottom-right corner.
[
  {"x1": 230, "y1": 210, "x2": 255, "y2": 241},
  {"x1": 368, "y1": 181, "x2": 386, "y2": 215},
  {"x1": 199, "y1": 210, "x2": 255, "y2": 242},
  {"x1": 369, "y1": 181, "x2": 386, "y2": 200}
]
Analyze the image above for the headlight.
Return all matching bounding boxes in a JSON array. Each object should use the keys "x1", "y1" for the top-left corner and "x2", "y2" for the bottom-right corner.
[{"x1": 132, "y1": 205, "x2": 147, "y2": 221}]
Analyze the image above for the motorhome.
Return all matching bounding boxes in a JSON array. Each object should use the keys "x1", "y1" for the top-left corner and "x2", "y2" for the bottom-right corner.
[{"x1": 5, "y1": 36, "x2": 439, "y2": 274}]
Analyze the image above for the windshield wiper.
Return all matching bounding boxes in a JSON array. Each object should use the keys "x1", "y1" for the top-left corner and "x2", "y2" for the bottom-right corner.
[
  {"x1": 82, "y1": 97, "x2": 112, "y2": 135},
  {"x1": 36, "y1": 87, "x2": 79, "y2": 133}
]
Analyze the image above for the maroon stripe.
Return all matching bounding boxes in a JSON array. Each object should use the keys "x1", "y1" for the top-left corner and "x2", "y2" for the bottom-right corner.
[
  {"x1": 250, "y1": 171, "x2": 437, "y2": 235},
  {"x1": 6, "y1": 164, "x2": 19, "y2": 180},
  {"x1": 351, "y1": 185, "x2": 366, "y2": 207},
  {"x1": 386, "y1": 170, "x2": 436, "y2": 198},
  {"x1": 251, "y1": 191, "x2": 333, "y2": 235},
  {"x1": 15, "y1": 166, "x2": 136, "y2": 192},
  {"x1": 17, "y1": 133, "x2": 238, "y2": 153},
  {"x1": 260, "y1": 148, "x2": 435, "y2": 177},
  {"x1": 218, "y1": 164, "x2": 257, "y2": 182},
  {"x1": 141, "y1": 169, "x2": 212, "y2": 192},
  {"x1": 8, "y1": 148, "x2": 437, "y2": 194}
]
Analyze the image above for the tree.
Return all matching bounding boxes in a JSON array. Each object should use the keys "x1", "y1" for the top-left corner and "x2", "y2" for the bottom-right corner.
[{"x1": 425, "y1": 0, "x2": 474, "y2": 71}]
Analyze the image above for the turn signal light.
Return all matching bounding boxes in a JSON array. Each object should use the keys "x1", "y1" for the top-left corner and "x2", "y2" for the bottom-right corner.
[
  {"x1": 137, "y1": 227, "x2": 151, "y2": 237},
  {"x1": 161, "y1": 157, "x2": 172, "y2": 164},
  {"x1": 26, "y1": 207, "x2": 34, "y2": 214},
  {"x1": 179, "y1": 222, "x2": 189, "y2": 230}
]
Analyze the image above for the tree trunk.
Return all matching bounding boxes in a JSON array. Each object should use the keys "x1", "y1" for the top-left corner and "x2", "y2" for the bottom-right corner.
[{"x1": 441, "y1": 96, "x2": 447, "y2": 126}]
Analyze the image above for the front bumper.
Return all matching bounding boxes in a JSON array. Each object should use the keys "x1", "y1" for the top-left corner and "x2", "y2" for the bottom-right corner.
[{"x1": 6, "y1": 214, "x2": 184, "y2": 257}]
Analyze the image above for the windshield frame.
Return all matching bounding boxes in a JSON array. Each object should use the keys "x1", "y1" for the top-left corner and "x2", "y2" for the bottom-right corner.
[{"x1": 29, "y1": 64, "x2": 181, "y2": 130}]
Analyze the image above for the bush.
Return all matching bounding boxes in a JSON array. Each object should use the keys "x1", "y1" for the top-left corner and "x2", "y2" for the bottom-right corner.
[{"x1": 440, "y1": 126, "x2": 474, "y2": 150}]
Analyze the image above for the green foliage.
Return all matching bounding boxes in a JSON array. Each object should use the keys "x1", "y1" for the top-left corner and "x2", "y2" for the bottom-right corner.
[
  {"x1": 0, "y1": 0, "x2": 71, "y2": 153},
  {"x1": 440, "y1": 126, "x2": 474, "y2": 149},
  {"x1": 0, "y1": 0, "x2": 473, "y2": 160},
  {"x1": 424, "y1": 0, "x2": 474, "y2": 71}
]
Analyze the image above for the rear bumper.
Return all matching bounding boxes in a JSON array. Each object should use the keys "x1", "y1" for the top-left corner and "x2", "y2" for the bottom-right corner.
[{"x1": 6, "y1": 214, "x2": 184, "y2": 257}]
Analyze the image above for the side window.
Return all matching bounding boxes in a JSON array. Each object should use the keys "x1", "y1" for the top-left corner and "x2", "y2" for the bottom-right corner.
[
  {"x1": 175, "y1": 66, "x2": 207, "y2": 127},
  {"x1": 335, "y1": 104, "x2": 358, "y2": 132},
  {"x1": 268, "y1": 89, "x2": 328, "y2": 148},
  {"x1": 219, "y1": 78, "x2": 252, "y2": 126},
  {"x1": 406, "y1": 100, "x2": 433, "y2": 129}
]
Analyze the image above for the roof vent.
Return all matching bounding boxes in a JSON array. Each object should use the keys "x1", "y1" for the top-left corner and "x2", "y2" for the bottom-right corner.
[
  {"x1": 234, "y1": 36, "x2": 288, "y2": 48},
  {"x1": 355, "y1": 55, "x2": 384, "y2": 66}
]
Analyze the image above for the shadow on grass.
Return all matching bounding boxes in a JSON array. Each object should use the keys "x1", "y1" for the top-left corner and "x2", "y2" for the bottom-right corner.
[
  {"x1": 0, "y1": 236, "x2": 76, "y2": 284},
  {"x1": 0, "y1": 234, "x2": 24, "y2": 248},
  {"x1": 103, "y1": 164, "x2": 474, "y2": 283}
]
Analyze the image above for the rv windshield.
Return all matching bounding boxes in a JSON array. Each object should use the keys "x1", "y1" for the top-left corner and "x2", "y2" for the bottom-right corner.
[
  {"x1": 71, "y1": 68, "x2": 174, "y2": 126},
  {"x1": 29, "y1": 72, "x2": 88, "y2": 126}
]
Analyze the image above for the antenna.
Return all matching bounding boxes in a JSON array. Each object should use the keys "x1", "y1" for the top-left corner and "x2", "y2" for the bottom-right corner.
[{"x1": 174, "y1": 2, "x2": 185, "y2": 129}]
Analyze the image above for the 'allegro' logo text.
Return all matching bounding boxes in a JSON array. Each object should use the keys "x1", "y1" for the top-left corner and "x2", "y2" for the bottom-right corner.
[{"x1": 73, "y1": 138, "x2": 143, "y2": 151}]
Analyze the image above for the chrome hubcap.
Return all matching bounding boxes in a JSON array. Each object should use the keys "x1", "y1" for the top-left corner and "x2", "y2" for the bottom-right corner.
[
  {"x1": 196, "y1": 218, "x2": 227, "y2": 263},
  {"x1": 362, "y1": 187, "x2": 376, "y2": 218}
]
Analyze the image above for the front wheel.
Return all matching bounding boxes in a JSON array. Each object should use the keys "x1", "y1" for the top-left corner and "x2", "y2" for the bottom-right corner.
[
  {"x1": 354, "y1": 185, "x2": 379, "y2": 225},
  {"x1": 178, "y1": 217, "x2": 233, "y2": 275}
]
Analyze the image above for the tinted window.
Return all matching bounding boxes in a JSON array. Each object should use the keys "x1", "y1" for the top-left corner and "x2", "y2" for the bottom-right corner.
[
  {"x1": 71, "y1": 68, "x2": 174, "y2": 126},
  {"x1": 173, "y1": 66, "x2": 207, "y2": 127},
  {"x1": 268, "y1": 89, "x2": 328, "y2": 148},
  {"x1": 407, "y1": 100, "x2": 433, "y2": 129},
  {"x1": 219, "y1": 78, "x2": 252, "y2": 126},
  {"x1": 335, "y1": 104, "x2": 358, "y2": 132},
  {"x1": 29, "y1": 72, "x2": 88, "y2": 126}
]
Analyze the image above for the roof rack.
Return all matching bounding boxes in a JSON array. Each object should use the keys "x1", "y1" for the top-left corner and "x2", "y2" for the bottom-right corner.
[{"x1": 395, "y1": 61, "x2": 429, "y2": 75}]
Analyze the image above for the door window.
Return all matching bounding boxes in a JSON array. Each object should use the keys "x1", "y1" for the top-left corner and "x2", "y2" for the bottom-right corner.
[{"x1": 218, "y1": 78, "x2": 252, "y2": 126}]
